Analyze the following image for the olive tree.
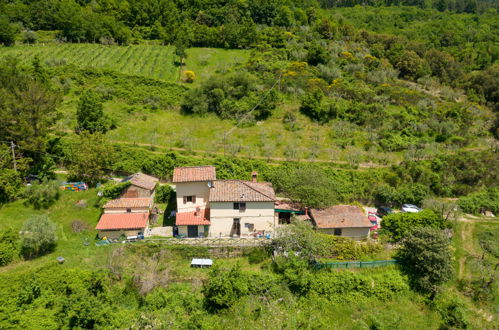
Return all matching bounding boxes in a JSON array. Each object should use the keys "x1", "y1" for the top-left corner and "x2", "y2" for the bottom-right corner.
[{"x1": 20, "y1": 215, "x2": 57, "y2": 259}]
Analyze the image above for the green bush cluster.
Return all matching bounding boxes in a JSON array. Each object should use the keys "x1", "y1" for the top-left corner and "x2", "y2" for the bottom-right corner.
[
  {"x1": 382, "y1": 209, "x2": 451, "y2": 241},
  {"x1": 154, "y1": 184, "x2": 173, "y2": 204},
  {"x1": 23, "y1": 180, "x2": 60, "y2": 209},
  {"x1": 458, "y1": 187, "x2": 499, "y2": 215},
  {"x1": 243, "y1": 247, "x2": 270, "y2": 264},
  {"x1": 0, "y1": 229, "x2": 18, "y2": 267},
  {"x1": 319, "y1": 235, "x2": 383, "y2": 260}
]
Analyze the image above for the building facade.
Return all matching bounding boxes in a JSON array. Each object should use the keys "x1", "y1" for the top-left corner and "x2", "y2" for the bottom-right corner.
[{"x1": 173, "y1": 166, "x2": 277, "y2": 238}]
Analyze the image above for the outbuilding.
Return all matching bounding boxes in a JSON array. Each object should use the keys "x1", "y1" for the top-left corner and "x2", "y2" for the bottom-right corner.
[{"x1": 309, "y1": 205, "x2": 372, "y2": 240}]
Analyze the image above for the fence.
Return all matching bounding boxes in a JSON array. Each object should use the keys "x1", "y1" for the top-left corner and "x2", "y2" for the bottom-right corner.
[
  {"x1": 144, "y1": 237, "x2": 271, "y2": 248},
  {"x1": 314, "y1": 259, "x2": 398, "y2": 270}
]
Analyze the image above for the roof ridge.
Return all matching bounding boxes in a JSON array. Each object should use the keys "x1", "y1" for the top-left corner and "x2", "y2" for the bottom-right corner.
[
  {"x1": 240, "y1": 180, "x2": 275, "y2": 201},
  {"x1": 174, "y1": 165, "x2": 215, "y2": 169}
]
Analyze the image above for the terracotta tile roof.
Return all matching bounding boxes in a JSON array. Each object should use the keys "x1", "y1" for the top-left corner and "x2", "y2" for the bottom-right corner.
[
  {"x1": 96, "y1": 212, "x2": 149, "y2": 230},
  {"x1": 103, "y1": 198, "x2": 151, "y2": 209},
  {"x1": 122, "y1": 173, "x2": 158, "y2": 191},
  {"x1": 310, "y1": 205, "x2": 372, "y2": 229},
  {"x1": 176, "y1": 209, "x2": 211, "y2": 226},
  {"x1": 275, "y1": 201, "x2": 303, "y2": 211},
  {"x1": 173, "y1": 166, "x2": 216, "y2": 183},
  {"x1": 209, "y1": 180, "x2": 275, "y2": 202}
]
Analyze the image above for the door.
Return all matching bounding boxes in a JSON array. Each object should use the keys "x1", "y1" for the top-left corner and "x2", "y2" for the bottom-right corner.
[
  {"x1": 230, "y1": 218, "x2": 241, "y2": 237},
  {"x1": 187, "y1": 225, "x2": 198, "y2": 238}
]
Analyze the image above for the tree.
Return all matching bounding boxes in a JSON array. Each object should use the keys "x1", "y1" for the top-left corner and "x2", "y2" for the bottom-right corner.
[
  {"x1": 67, "y1": 131, "x2": 114, "y2": 186},
  {"x1": 306, "y1": 42, "x2": 330, "y2": 66},
  {"x1": 76, "y1": 90, "x2": 108, "y2": 134},
  {"x1": 0, "y1": 16, "x2": 17, "y2": 46},
  {"x1": 20, "y1": 215, "x2": 57, "y2": 259},
  {"x1": 395, "y1": 50, "x2": 428, "y2": 80},
  {"x1": 0, "y1": 168, "x2": 22, "y2": 203},
  {"x1": 396, "y1": 227, "x2": 454, "y2": 295},
  {"x1": 23, "y1": 180, "x2": 60, "y2": 209},
  {"x1": 271, "y1": 220, "x2": 327, "y2": 259}
]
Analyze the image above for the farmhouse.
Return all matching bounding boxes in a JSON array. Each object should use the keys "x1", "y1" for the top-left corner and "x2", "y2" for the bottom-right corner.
[
  {"x1": 96, "y1": 173, "x2": 159, "y2": 238},
  {"x1": 121, "y1": 172, "x2": 159, "y2": 198},
  {"x1": 173, "y1": 166, "x2": 276, "y2": 238},
  {"x1": 309, "y1": 205, "x2": 372, "y2": 240}
]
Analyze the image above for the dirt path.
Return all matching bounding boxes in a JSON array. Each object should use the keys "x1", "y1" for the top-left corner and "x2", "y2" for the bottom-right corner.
[{"x1": 458, "y1": 222, "x2": 473, "y2": 280}]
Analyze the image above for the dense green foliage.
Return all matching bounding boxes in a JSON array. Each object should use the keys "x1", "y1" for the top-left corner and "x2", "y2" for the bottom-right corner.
[
  {"x1": 0, "y1": 228, "x2": 18, "y2": 266},
  {"x1": 458, "y1": 187, "x2": 499, "y2": 214},
  {"x1": 382, "y1": 210, "x2": 451, "y2": 241},
  {"x1": 19, "y1": 215, "x2": 57, "y2": 259},
  {"x1": 76, "y1": 90, "x2": 109, "y2": 134},
  {"x1": 23, "y1": 180, "x2": 60, "y2": 209},
  {"x1": 66, "y1": 131, "x2": 114, "y2": 186},
  {"x1": 154, "y1": 184, "x2": 173, "y2": 204},
  {"x1": 397, "y1": 227, "x2": 454, "y2": 295}
]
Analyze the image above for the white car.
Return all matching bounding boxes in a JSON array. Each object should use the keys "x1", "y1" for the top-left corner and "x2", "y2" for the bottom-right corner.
[{"x1": 401, "y1": 204, "x2": 422, "y2": 213}]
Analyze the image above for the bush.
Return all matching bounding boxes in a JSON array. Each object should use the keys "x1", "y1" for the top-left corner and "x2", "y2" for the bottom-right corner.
[
  {"x1": 154, "y1": 184, "x2": 173, "y2": 203},
  {"x1": 458, "y1": 187, "x2": 499, "y2": 215},
  {"x1": 23, "y1": 180, "x2": 60, "y2": 209},
  {"x1": 20, "y1": 215, "x2": 57, "y2": 259},
  {"x1": 0, "y1": 228, "x2": 19, "y2": 266},
  {"x1": 101, "y1": 181, "x2": 130, "y2": 200},
  {"x1": 320, "y1": 235, "x2": 383, "y2": 260},
  {"x1": 244, "y1": 247, "x2": 269, "y2": 264},
  {"x1": 382, "y1": 209, "x2": 450, "y2": 241},
  {"x1": 184, "y1": 70, "x2": 195, "y2": 83},
  {"x1": 0, "y1": 169, "x2": 23, "y2": 203}
]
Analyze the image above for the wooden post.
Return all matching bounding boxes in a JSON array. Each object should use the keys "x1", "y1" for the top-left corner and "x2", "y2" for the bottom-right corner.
[{"x1": 10, "y1": 141, "x2": 17, "y2": 172}]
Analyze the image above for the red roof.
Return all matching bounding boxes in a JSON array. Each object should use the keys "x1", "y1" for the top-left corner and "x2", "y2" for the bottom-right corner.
[
  {"x1": 96, "y1": 212, "x2": 149, "y2": 230},
  {"x1": 173, "y1": 166, "x2": 216, "y2": 183},
  {"x1": 209, "y1": 180, "x2": 275, "y2": 202},
  {"x1": 176, "y1": 209, "x2": 211, "y2": 226}
]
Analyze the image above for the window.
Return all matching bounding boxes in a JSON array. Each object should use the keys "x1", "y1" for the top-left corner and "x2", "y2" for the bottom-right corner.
[
  {"x1": 183, "y1": 196, "x2": 196, "y2": 204},
  {"x1": 233, "y1": 202, "x2": 246, "y2": 211},
  {"x1": 334, "y1": 228, "x2": 342, "y2": 236}
]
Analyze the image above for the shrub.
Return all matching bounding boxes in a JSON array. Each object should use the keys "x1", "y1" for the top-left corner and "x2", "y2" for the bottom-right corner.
[
  {"x1": 0, "y1": 169, "x2": 23, "y2": 203},
  {"x1": 20, "y1": 215, "x2": 57, "y2": 259},
  {"x1": 202, "y1": 265, "x2": 250, "y2": 310},
  {"x1": 0, "y1": 229, "x2": 18, "y2": 266},
  {"x1": 396, "y1": 227, "x2": 454, "y2": 295},
  {"x1": 154, "y1": 184, "x2": 173, "y2": 203},
  {"x1": 184, "y1": 70, "x2": 195, "y2": 83},
  {"x1": 320, "y1": 235, "x2": 383, "y2": 260},
  {"x1": 244, "y1": 247, "x2": 269, "y2": 264},
  {"x1": 23, "y1": 180, "x2": 60, "y2": 209},
  {"x1": 23, "y1": 30, "x2": 38, "y2": 44},
  {"x1": 0, "y1": 242, "x2": 15, "y2": 266},
  {"x1": 382, "y1": 209, "x2": 450, "y2": 241},
  {"x1": 101, "y1": 181, "x2": 130, "y2": 200},
  {"x1": 458, "y1": 187, "x2": 499, "y2": 215}
]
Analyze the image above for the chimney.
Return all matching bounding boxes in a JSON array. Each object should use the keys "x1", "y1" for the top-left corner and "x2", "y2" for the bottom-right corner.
[{"x1": 251, "y1": 171, "x2": 258, "y2": 182}]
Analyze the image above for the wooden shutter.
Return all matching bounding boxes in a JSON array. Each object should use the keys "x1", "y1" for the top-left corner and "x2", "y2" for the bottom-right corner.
[
  {"x1": 193, "y1": 196, "x2": 196, "y2": 203},
  {"x1": 183, "y1": 196, "x2": 187, "y2": 204}
]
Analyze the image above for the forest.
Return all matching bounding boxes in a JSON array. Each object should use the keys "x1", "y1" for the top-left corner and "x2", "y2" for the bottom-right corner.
[{"x1": 0, "y1": 0, "x2": 498, "y2": 329}]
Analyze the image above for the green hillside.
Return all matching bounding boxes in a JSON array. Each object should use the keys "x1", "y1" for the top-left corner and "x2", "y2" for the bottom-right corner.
[{"x1": 0, "y1": 43, "x2": 248, "y2": 83}]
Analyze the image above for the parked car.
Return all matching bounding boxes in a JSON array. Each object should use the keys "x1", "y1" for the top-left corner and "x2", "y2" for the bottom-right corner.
[
  {"x1": 376, "y1": 206, "x2": 393, "y2": 217},
  {"x1": 401, "y1": 204, "x2": 422, "y2": 213}
]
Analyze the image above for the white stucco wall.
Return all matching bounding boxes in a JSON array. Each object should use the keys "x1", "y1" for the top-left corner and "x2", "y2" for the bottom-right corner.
[
  {"x1": 103, "y1": 207, "x2": 150, "y2": 214},
  {"x1": 319, "y1": 227, "x2": 370, "y2": 240},
  {"x1": 209, "y1": 201, "x2": 275, "y2": 237},
  {"x1": 175, "y1": 181, "x2": 211, "y2": 212}
]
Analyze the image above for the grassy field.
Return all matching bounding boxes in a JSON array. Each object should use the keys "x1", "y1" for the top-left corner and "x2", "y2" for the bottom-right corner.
[{"x1": 0, "y1": 43, "x2": 249, "y2": 84}]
